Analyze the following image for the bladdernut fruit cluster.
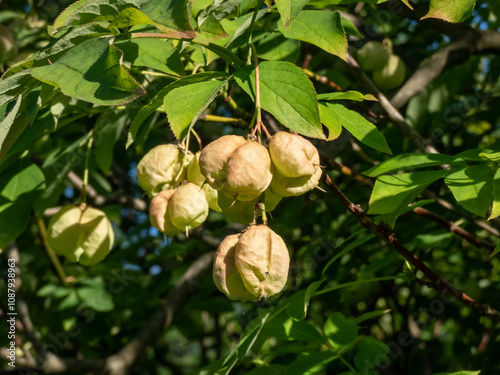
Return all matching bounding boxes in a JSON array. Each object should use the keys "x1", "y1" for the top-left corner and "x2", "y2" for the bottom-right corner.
[
  {"x1": 138, "y1": 131, "x2": 322, "y2": 301},
  {"x1": 213, "y1": 225, "x2": 290, "y2": 301}
]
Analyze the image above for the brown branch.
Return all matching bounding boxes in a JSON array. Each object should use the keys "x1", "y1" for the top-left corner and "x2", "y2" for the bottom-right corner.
[
  {"x1": 345, "y1": 53, "x2": 439, "y2": 154},
  {"x1": 413, "y1": 207, "x2": 495, "y2": 252},
  {"x1": 391, "y1": 31, "x2": 500, "y2": 109},
  {"x1": 322, "y1": 173, "x2": 500, "y2": 322},
  {"x1": 302, "y1": 68, "x2": 342, "y2": 91}
]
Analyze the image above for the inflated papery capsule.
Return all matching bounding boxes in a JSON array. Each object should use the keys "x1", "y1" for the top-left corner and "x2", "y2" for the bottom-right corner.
[
  {"x1": 137, "y1": 144, "x2": 192, "y2": 197},
  {"x1": 149, "y1": 190, "x2": 180, "y2": 237},
  {"x1": 235, "y1": 225, "x2": 289, "y2": 299},
  {"x1": 269, "y1": 131, "x2": 320, "y2": 178},
  {"x1": 269, "y1": 166, "x2": 322, "y2": 197},
  {"x1": 223, "y1": 142, "x2": 273, "y2": 202},
  {"x1": 47, "y1": 205, "x2": 114, "y2": 266},
  {"x1": 168, "y1": 183, "x2": 209, "y2": 231},
  {"x1": 199, "y1": 135, "x2": 246, "y2": 190},
  {"x1": 213, "y1": 234, "x2": 256, "y2": 301},
  {"x1": 187, "y1": 151, "x2": 222, "y2": 212}
]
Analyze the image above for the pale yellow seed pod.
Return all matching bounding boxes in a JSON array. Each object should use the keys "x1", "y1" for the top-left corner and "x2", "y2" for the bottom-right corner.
[
  {"x1": 235, "y1": 225, "x2": 289, "y2": 299},
  {"x1": 199, "y1": 135, "x2": 247, "y2": 190},
  {"x1": 269, "y1": 131, "x2": 319, "y2": 178},
  {"x1": 47, "y1": 205, "x2": 114, "y2": 266},
  {"x1": 269, "y1": 167, "x2": 322, "y2": 197},
  {"x1": 168, "y1": 182, "x2": 209, "y2": 231},
  {"x1": 137, "y1": 144, "x2": 192, "y2": 197},
  {"x1": 223, "y1": 142, "x2": 273, "y2": 202},
  {"x1": 149, "y1": 190, "x2": 180, "y2": 237},
  {"x1": 213, "y1": 234, "x2": 256, "y2": 301}
]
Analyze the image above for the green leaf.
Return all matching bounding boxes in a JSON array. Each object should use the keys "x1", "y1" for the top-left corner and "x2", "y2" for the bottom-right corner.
[
  {"x1": 234, "y1": 61, "x2": 324, "y2": 139},
  {"x1": 278, "y1": 11, "x2": 347, "y2": 61},
  {"x1": 139, "y1": 0, "x2": 195, "y2": 35},
  {"x1": 324, "y1": 312, "x2": 358, "y2": 349},
  {"x1": 127, "y1": 71, "x2": 229, "y2": 149},
  {"x1": 368, "y1": 170, "x2": 448, "y2": 215},
  {"x1": 94, "y1": 109, "x2": 129, "y2": 174},
  {"x1": 319, "y1": 102, "x2": 391, "y2": 153},
  {"x1": 363, "y1": 153, "x2": 457, "y2": 177},
  {"x1": 421, "y1": 0, "x2": 475, "y2": 23},
  {"x1": 322, "y1": 233, "x2": 376, "y2": 276},
  {"x1": 285, "y1": 351, "x2": 338, "y2": 375},
  {"x1": 286, "y1": 280, "x2": 324, "y2": 320},
  {"x1": 31, "y1": 38, "x2": 145, "y2": 106},
  {"x1": 341, "y1": 16, "x2": 363, "y2": 37},
  {"x1": 353, "y1": 309, "x2": 391, "y2": 325},
  {"x1": 318, "y1": 91, "x2": 377, "y2": 102},
  {"x1": 489, "y1": 168, "x2": 500, "y2": 220},
  {"x1": 164, "y1": 79, "x2": 226, "y2": 140},
  {"x1": 53, "y1": 0, "x2": 144, "y2": 32},
  {"x1": 354, "y1": 337, "x2": 389, "y2": 373},
  {"x1": 77, "y1": 287, "x2": 115, "y2": 312},
  {"x1": 196, "y1": 14, "x2": 229, "y2": 42},
  {"x1": 109, "y1": 7, "x2": 155, "y2": 28},
  {"x1": 319, "y1": 102, "x2": 342, "y2": 140},
  {"x1": 0, "y1": 159, "x2": 45, "y2": 248},
  {"x1": 115, "y1": 38, "x2": 185, "y2": 76},
  {"x1": 376, "y1": 199, "x2": 434, "y2": 229},
  {"x1": 0, "y1": 95, "x2": 22, "y2": 154},
  {"x1": 444, "y1": 165, "x2": 494, "y2": 217},
  {"x1": 255, "y1": 32, "x2": 300, "y2": 62},
  {"x1": 490, "y1": 243, "x2": 500, "y2": 259},
  {"x1": 275, "y1": 0, "x2": 310, "y2": 28},
  {"x1": 0, "y1": 70, "x2": 34, "y2": 107},
  {"x1": 264, "y1": 312, "x2": 324, "y2": 343}
]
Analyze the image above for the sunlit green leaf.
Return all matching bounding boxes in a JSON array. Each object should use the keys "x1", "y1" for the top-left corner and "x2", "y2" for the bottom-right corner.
[
  {"x1": 444, "y1": 165, "x2": 494, "y2": 217},
  {"x1": 319, "y1": 102, "x2": 391, "y2": 153},
  {"x1": 368, "y1": 170, "x2": 448, "y2": 215},
  {"x1": 31, "y1": 38, "x2": 145, "y2": 105},
  {"x1": 278, "y1": 11, "x2": 347, "y2": 61},
  {"x1": 234, "y1": 61, "x2": 324, "y2": 139},
  {"x1": 164, "y1": 79, "x2": 226, "y2": 140}
]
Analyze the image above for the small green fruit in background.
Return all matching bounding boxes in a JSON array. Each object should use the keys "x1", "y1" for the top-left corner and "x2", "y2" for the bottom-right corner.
[
  {"x1": 47, "y1": 205, "x2": 114, "y2": 266},
  {"x1": 213, "y1": 234, "x2": 256, "y2": 301},
  {"x1": 235, "y1": 225, "x2": 289, "y2": 299},
  {"x1": 357, "y1": 41, "x2": 390, "y2": 72},
  {"x1": 373, "y1": 54, "x2": 406, "y2": 90},
  {"x1": 137, "y1": 144, "x2": 192, "y2": 197}
]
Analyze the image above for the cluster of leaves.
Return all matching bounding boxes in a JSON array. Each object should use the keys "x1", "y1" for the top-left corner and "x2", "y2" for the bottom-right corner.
[{"x1": 0, "y1": 0, "x2": 500, "y2": 374}]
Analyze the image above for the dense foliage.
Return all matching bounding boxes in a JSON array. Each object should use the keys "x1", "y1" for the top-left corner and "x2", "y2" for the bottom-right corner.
[{"x1": 1, "y1": 0, "x2": 500, "y2": 374}]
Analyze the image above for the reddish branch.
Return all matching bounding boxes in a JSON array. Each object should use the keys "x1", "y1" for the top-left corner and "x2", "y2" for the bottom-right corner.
[{"x1": 322, "y1": 173, "x2": 500, "y2": 322}]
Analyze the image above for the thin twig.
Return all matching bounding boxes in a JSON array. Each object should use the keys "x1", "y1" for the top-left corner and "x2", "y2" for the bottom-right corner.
[{"x1": 35, "y1": 215, "x2": 69, "y2": 286}]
